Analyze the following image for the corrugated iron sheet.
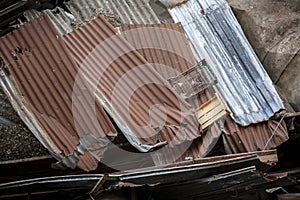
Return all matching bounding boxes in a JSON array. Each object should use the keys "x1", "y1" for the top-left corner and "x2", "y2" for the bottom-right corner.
[
  {"x1": 119, "y1": 23, "x2": 217, "y2": 165},
  {"x1": 0, "y1": 14, "x2": 118, "y2": 171},
  {"x1": 120, "y1": 23, "x2": 196, "y2": 80},
  {"x1": 63, "y1": 15, "x2": 202, "y2": 153},
  {"x1": 24, "y1": 0, "x2": 160, "y2": 35},
  {"x1": 120, "y1": 23, "x2": 214, "y2": 105},
  {"x1": 23, "y1": 8, "x2": 74, "y2": 35},
  {"x1": 163, "y1": 0, "x2": 285, "y2": 126},
  {"x1": 66, "y1": 0, "x2": 160, "y2": 25},
  {"x1": 222, "y1": 116, "x2": 289, "y2": 153}
]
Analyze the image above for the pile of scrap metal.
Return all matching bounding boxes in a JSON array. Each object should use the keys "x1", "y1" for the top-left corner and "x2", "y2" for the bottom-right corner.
[
  {"x1": 0, "y1": 0, "x2": 299, "y2": 187},
  {"x1": 0, "y1": 153, "x2": 299, "y2": 199}
]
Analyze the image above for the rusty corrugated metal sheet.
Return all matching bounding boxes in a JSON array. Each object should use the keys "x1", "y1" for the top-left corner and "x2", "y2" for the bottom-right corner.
[
  {"x1": 0, "y1": 14, "x2": 118, "y2": 171},
  {"x1": 120, "y1": 23, "x2": 196, "y2": 80},
  {"x1": 151, "y1": 122, "x2": 221, "y2": 165},
  {"x1": 119, "y1": 23, "x2": 217, "y2": 165},
  {"x1": 120, "y1": 23, "x2": 214, "y2": 105},
  {"x1": 222, "y1": 116, "x2": 289, "y2": 153},
  {"x1": 63, "y1": 15, "x2": 202, "y2": 153},
  {"x1": 162, "y1": 0, "x2": 285, "y2": 126}
]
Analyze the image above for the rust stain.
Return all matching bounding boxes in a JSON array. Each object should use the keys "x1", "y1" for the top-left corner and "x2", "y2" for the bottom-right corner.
[
  {"x1": 63, "y1": 16, "x2": 202, "y2": 151},
  {"x1": 120, "y1": 23, "x2": 218, "y2": 165},
  {"x1": 120, "y1": 23, "x2": 213, "y2": 106},
  {"x1": 223, "y1": 116, "x2": 289, "y2": 153},
  {"x1": 0, "y1": 14, "x2": 118, "y2": 171},
  {"x1": 169, "y1": 0, "x2": 190, "y2": 9}
]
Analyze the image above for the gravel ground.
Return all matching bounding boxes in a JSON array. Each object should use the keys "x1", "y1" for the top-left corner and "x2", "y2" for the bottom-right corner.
[
  {"x1": 0, "y1": 88, "x2": 49, "y2": 161},
  {"x1": 0, "y1": 8, "x2": 121, "y2": 162},
  {"x1": 0, "y1": 87, "x2": 21, "y2": 124},
  {"x1": 0, "y1": 124, "x2": 49, "y2": 161}
]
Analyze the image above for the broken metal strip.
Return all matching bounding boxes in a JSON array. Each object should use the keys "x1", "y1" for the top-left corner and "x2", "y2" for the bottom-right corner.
[
  {"x1": 0, "y1": 174, "x2": 104, "y2": 196},
  {"x1": 117, "y1": 155, "x2": 264, "y2": 185},
  {"x1": 89, "y1": 174, "x2": 108, "y2": 200}
]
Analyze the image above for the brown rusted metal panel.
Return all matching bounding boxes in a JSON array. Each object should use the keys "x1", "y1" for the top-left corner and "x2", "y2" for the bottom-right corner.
[
  {"x1": 119, "y1": 23, "x2": 219, "y2": 165},
  {"x1": 151, "y1": 121, "x2": 221, "y2": 165},
  {"x1": 223, "y1": 116, "x2": 289, "y2": 153},
  {"x1": 0, "y1": 14, "x2": 118, "y2": 171},
  {"x1": 63, "y1": 16, "x2": 202, "y2": 153},
  {"x1": 120, "y1": 23, "x2": 196, "y2": 80},
  {"x1": 120, "y1": 23, "x2": 223, "y2": 163},
  {"x1": 120, "y1": 23, "x2": 213, "y2": 105}
]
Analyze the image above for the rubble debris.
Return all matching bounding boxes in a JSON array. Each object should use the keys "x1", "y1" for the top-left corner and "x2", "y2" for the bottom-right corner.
[
  {"x1": 0, "y1": 153, "x2": 298, "y2": 199},
  {"x1": 74, "y1": 8, "x2": 122, "y2": 28},
  {"x1": 66, "y1": 0, "x2": 160, "y2": 25},
  {"x1": 91, "y1": 8, "x2": 121, "y2": 27}
]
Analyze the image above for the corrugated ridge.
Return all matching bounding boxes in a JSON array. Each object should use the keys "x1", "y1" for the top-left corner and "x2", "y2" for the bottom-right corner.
[
  {"x1": 63, "y1": 15, "x2": 202, "y2": 152},
  {"x1": 168, "y1": 0, "x2": 285, "y2": 126},
  {"x1": 23, "y1": 0, "x2": 160, "y2": 35},
  {"x1": 0, "y1": 14, "x2": 118, "y2": 171},
  {"x1": 223, "y1": 116, "x2": 288, "y2": 152},
  {"x1": 121, "y1": 23, "x2": 196, "y2": 79},
  {"x1": 67, "y1": 0, "x2": 160, "y2": 25},
  {"x1": 120, "y1": 23, "x2": 213, "y2": 105},
  {"x1": 24, "y1": 8, "x2": 74, "y2": 35}
]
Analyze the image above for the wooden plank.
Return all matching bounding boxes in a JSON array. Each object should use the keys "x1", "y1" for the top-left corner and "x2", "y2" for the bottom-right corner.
[
  {"x1": 199, "y1": 110, "x2": 224, "y2": 128},
  {"x1": 197, "y1": 96, "x2": 221, "y2": 113},
  {"x1": 198, "y1": 103, "x2": 226, "y2": 123},
  {"x1": 196, "y1": 93, "x2": 228, "y2": 130},
  {"x1": 201, "y1": 110, "x2": 228, "y2": 130}
]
